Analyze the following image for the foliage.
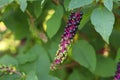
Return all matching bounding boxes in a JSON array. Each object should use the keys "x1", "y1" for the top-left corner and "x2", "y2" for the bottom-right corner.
[{"x1": 0, "y1": 0, "x2": 120, "y2": 80}]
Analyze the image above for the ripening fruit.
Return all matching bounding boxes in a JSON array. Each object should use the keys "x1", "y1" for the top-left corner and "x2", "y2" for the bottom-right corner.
[
  {"x1": 50, "y1": 11, "x2": 83, "y2": 70},
  {"x1": 114, "y1": 62, "x2": 120, "y2": 80}
]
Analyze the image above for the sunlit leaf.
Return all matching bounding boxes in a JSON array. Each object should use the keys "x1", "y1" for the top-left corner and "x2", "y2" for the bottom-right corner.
[
  {"x1": 69, "y1": 0, "x2": 93, "y2": 10},
  {"x1": 91, "y1": 7, "x2": 115, "y2": 43}
]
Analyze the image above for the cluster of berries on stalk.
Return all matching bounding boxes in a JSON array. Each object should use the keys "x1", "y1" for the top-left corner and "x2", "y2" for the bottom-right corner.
[
  {"x1": 114, "y1": 62, "x2": 120, "y2": 80},
  {"x1": 0, "y1": 64, "x2": 22, "y2": 76},
  {"x1": 50, "y1": 11, "x2": 83, "y2": 70}
]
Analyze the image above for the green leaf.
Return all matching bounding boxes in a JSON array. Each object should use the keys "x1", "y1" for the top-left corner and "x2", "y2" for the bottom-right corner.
[
  {"x1": 34, "y1": 2, "x2": 42, "y2": 18},
  {"x1": 96, "y1": 0, "x2": 99, "y2": 2},
  {"x1": 0, "y1": 74, "x2": 20, "y2": 80},
  {"x1": 16, "y1": 44, "x2": 41, "y2": 64},
  {"x1": 50, "y1": 68, "x2": 67, "y2": 80},
  {"x1": 68, "y1": 68, "x2": 93, "y2": 80},
  {"x1": 95, "y1": 55, "x2": 116, "y2": 77},
  {"x1": 47, "y1": 76, "x2": 60, "y2": 80},
  {"x1": 103, "y1": 0, "x2": 113, "y2": 11},
  {"x1": 35, "y1": 45, "x2": 50, "y2": 76},
  {"x1": 47, "y1": 40, "x2": 59, "y2": 61},
  {"x1": 69, "y1": 0, "x2": 93, "y2": 10},
  {"x1": 2, "y1": 8, "x2": 30, "y2": 39},
  {"x1": 72, "y1": 40, "x2": 96, "y2": 72},
  {"x1": 19, "y1": 44, "x2": 50, "y2": 78},
  {"x1": 26, "y1": 71, "x2": 38, "y2": 80},
  {"x1": 33, "y1": 0, "x2": 46, "y2": 18},
  {"x1": 0, "y1": 55, "x2": 18, "y2": 66},
  {"x1": 36, "y1": 52, "x2": 50, "y2": 76},
  {"x1": 38, "y1": 75, "x2": 60, "y2": 80},
  {"x1": 19, "y1": 61, "x2": 37, "y2": 74},
  {"x1": 18, "y1": 0, "x2": 27, "y2": 12},
  {"x1": 110, "y1": 30, "x2": 120, "y2": 49},
  {"x1": 91, "y1": 7, "x2": 115, "y2": 43},
  {"x1": 64, "y1": 0, "x2": 70, "y2": 11},
  {"x1": 0, "y1": 0, "x2": 13, "y2": 8},
  {"x1": 115, "y1": 48, "x2": 120, "y2": 63},
  {"x1": 114, "y1": 0, "x2": 120, "y2": 3},
  {"x1": 68, "y1": 70, "x2": 81, "y2": 80},
  {"x1": 46, "y1": 5, "x2": 63, "y2": 38},
  {"x1": 78, "y1": 11, "x2": 92, "y2": 30}
]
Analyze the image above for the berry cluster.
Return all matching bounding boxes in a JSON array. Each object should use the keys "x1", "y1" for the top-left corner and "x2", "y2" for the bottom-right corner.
[
  {"x1": 50, "y1": 11, "x2": 83, "y2": 70},
  {"x1": 114, "y1": 62, "x2": 120, "y2": 80},
  {"x1": 0, "y1": 64, "x2": 22, "y2": 76}
]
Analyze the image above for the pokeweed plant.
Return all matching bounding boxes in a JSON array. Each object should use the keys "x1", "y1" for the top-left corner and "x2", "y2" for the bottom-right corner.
[
  {"x1": 0, "y1": 0, "x2": 120, "y2": 80},
  {"x1": 50, "y1": 11, "x2": 83, "y2": 70}
]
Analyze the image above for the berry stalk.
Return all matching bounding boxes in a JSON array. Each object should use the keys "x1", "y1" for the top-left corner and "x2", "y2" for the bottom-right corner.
[{"x1": 50, "y1": 11, "x2": 83, "y2": 70}]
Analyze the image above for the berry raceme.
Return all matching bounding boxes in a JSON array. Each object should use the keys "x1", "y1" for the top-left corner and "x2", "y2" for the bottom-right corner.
[
  {"x1": 50, "y1": 11, "x2": 83, "y2": 70},
  {"x1": 0, "y1": 64, "x2": 22, "y2": 76},
  {"x1": 114, "y1": 62, "x2": 120, "y2": 80}
]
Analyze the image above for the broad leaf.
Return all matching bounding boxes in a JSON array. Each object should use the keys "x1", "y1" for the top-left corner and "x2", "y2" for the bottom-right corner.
[
  {"x1": 0, "y1": 74, "x2": 20, "y2": 80},
  {"x1": 46, "y1": 5, "x2": 63, "y2": 38},
  {"x1": 115, "y1": 48, "x2": 120, "y2": 63},
  {"x1": 64, "y1": 0, "x2": 70, "y2": 11},
  {"x1": 103, "y1": 0, "x2": 113, "y2": 11},
  {"x1": 18, "y1": 0, "x2": 27, "y2": 12},
  {"x1": 33, "y1": 0, "x2": 46, "y2": 18},
  {"x1": 68, "y1": 68, "x2": 93, "y2": 80},
  {"x1": 50, "y1": 68, "x2": 67, "y2": 80},
  {"x1": 95, "y1": 55, "x2": 116, "y2": 77},
  {"x1": 91, "y1": 7, "x2": 115, "y2": 43},
  {"x1": 26, "y1": 71, "x2": 38, "y2": 80},
  {"x1": 2, "y1": 8, "x2": 30, "y2": 39},
  {"x1": 35, "y1": 45, "x2": 50, "y2": 76},
  {"x1": 0, "y1": 55, "x2": 18, "y2": 66},
  {"x1": 38, "y1": 75, "x2": 60, "y2": 80},
  {"x1": 0, "y1": 0, "x2": 13, "y2": 8},
  {"x1": 69, "y1": 0, "x2": 93, "y2": 10},
  {"x1": 79, "y1": 11, "x2": 92, "y2": 30},
  {"x1": 110, "y1": 19, "x2": 120, "y2": 49},
  {"x1": 16, "y1": 44, "x2": 41, "y2": 64},
  {"x1": 72, "y1": 40, "x2": 96, "y2": 72},
  {"x1": 19, "y1": 44, "x2": 50, "y2": 78}
]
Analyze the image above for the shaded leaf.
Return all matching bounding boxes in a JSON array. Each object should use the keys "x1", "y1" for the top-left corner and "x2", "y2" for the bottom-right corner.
[
  {"x1": 2, "y1": 8, "x2": 30, "y2": 39},
  {"x1": 19, "y1": 44, "x2": 50, "y2": 77},
  {"x1": 110, "y1": 30, "x2": 120, "y2": 49},
  {"x1": 64, "y1": 0, "x2": 70, "y2": 11},
  {"x1": 115, "y1": 48, "x2": 120, "y2": 63},
  {"x1": 78, "y1": 11, "x2": 92, "y2": 30},
  {"x1": 0, "y1": 74, "x2": 20, "y2": 80},
  {"x1": 38, "y1": 75, "x2": 60, "y2": 80},
  {"x1": 50, "y1": 68, "x2": 67, "y2": 80},
  {"x1": 35, "y1": 45, "x2": 50, "y2": 76},
  {"x1": 68, "y1": 68, "x2": 93, "y2": 80},
  {"x1": 0, "y1": 0, "x2": 13, "y2": 8},
  {"x1": 72, "y1": 40, "x2": 96, "y2": 72},
  {"x1": 95, "y1": 55, "x2": 116, "y2": 77},
  {"x1": 16, "y1": 44, "x2": 41, "y2": 64},
  {"x1": 0, "y1": 55, "x2": 18, "y2": 66},
  {"x1": 33, "y1": 0, "x2": 46, "y2": 18},
  {"x1": 26, "y1": 71, "x2": 38, "y2": 80}
]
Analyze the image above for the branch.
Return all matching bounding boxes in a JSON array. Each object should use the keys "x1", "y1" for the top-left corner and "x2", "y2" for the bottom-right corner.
[
  {"x1": 26, "y1": 10, "x2": 35, "y2": 27},
  {"x1": 57, "y1": 62, "x2": 79, "y2": 69}
]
